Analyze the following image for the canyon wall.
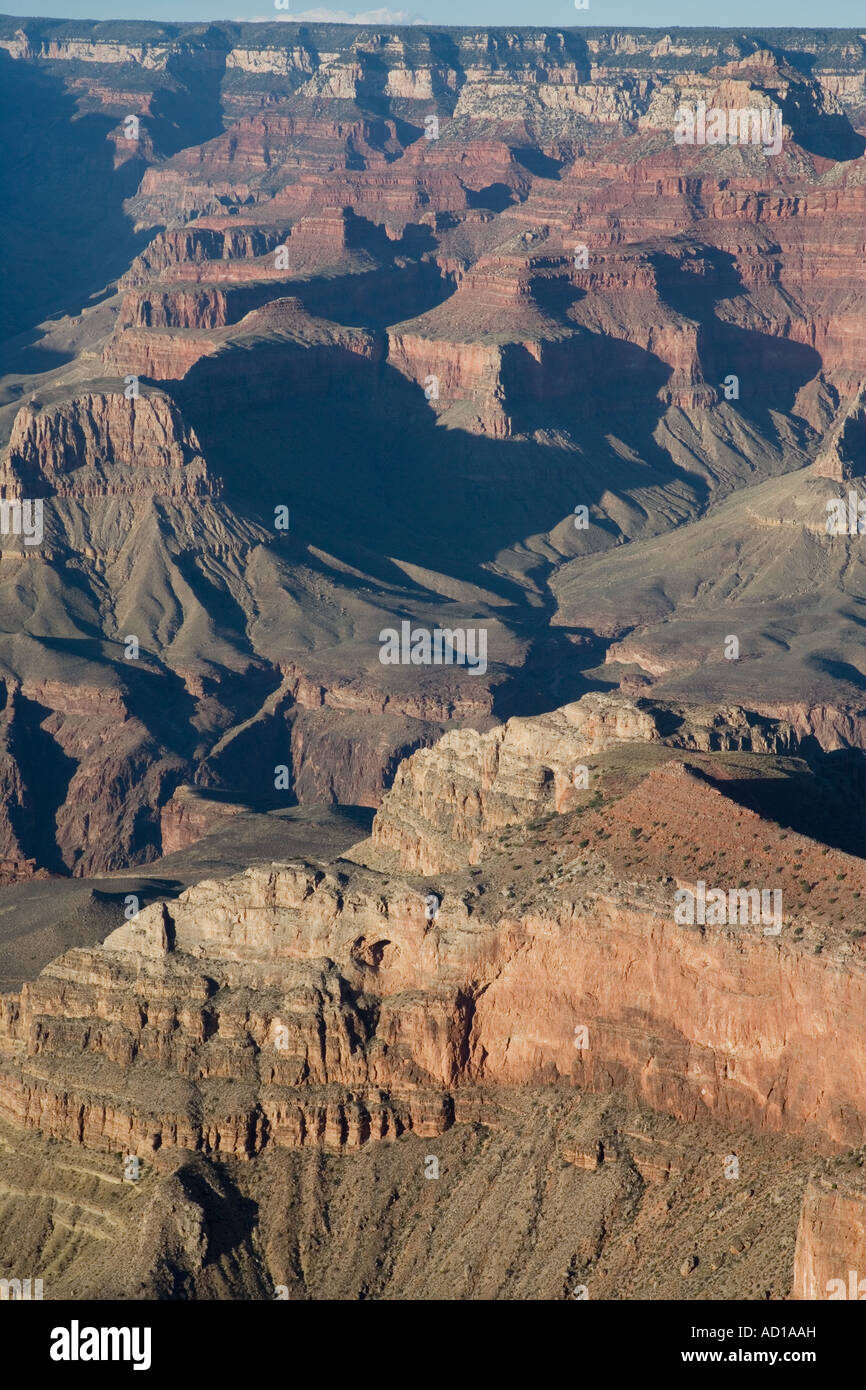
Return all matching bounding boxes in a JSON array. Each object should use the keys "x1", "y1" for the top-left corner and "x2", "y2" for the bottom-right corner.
[{"x1": 1, "y1": 691, "x2": 864, "y2": 1163}]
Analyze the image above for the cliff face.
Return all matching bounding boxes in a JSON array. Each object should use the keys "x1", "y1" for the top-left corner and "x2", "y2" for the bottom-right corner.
[
  {"x1": 1, "y1": 684, "x2": 866, "y2": 1296},
  {"x1": 0, "y1": 676, "x2": 187, "y2": 878},
  {"x1": 0, "y1": 1091, "x2": 813, "y2": 1301},
  {"x1": 4, "y1": 23, "x2": 863, "y2": 126},
  {"x1": 3, "y1": 841, "x2": 865, "y2": 1161},
  {"x1": 793, "y1": 1177, "x2": 866, "y2": 1299},
  {"x1": 371, "y1": 693, "x2": 797, "y2": 871},
  {"x1": 812, "y1": 391, "x2": 866, "y2": 481},
  {"x1": 4, "y1": 391, "x2": 216, "y2": 498},
  {"x1": 2, "y1": 690, "x2": 865, "y2": 1164}
]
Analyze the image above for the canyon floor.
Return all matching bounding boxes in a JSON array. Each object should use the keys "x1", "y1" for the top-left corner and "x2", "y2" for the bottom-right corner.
[{"x1": 1, "y1": 18, "x2": 866, "y2": 1301}]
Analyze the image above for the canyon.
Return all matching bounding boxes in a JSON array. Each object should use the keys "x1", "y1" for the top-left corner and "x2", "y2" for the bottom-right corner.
[
  {"x1": 0, "y1": 17, "x2": 865, "y2": 1301},
  {"x1": 1, "y1": 690, "x2": 866, "y2": 1297}
]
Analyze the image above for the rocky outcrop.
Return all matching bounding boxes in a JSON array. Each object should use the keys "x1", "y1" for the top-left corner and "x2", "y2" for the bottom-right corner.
[
  {"x1": 3, "y1": 392, "x2": 216, "y2": 499},
  {"x1": 793, "y1": 1175, "x2": 866, "y2": 1299},
  {"x1": 812, "y1": 391, "x2": 866, "y2": 481},
  {"x1": 2, "y1": 686, "x2": 866, "y2": 1161},
  {"x1": 387, "y1": 331, "x2": 511, "y2": 437},
  {"x1": 121, "y1": 227, "x2": 288, "y2": 287},
  {"x1": 2, "y1": 678, "x2": 866, "y2": 1300},
  {"x1": 0, "y1": 862, "x2": 463, "y2": 1155},
  {"x1": 3, "y1": 783, "x2": 866, "y2": 1160},
  {"x1": 0, "y1": 677, "x2": 187, "y2": 878},
  {"x1": 101, "y1": 329, "x2": 221, "y2": 379},
  {"x1": 118, "y1": 284, "x2": 282, "y2": 332},
  {"x1": 159, "y1": 787, "x2": 248, "y2": 857},
  {"x1": 371, "y1": 693, "x2": 797, "y2": 871}
]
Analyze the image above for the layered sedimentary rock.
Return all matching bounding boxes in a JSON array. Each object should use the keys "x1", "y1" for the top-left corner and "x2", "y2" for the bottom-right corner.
[
  {"x1": 371, "y1": 693, "x2": 797, "y2": 871},
  {"x1": 793, "y1": 1175, "x2": 866, "y2": 1300},
  {"x1": 2, "y1": 690, "x2": 865, "y2": 1166},
  {"x1": 3, "y1": 390, "x2": 215, "y2": 498},
  {"x1": 159, "y1": 787, "x2": 247, "y2": 856},
  {"x1": 0, "y1": 1092, "x2": 814, "y2": 1301},
  {"x1": 3, "y1": 20, "x2": 865, "y2": 885},
  {"x1": 0, "y1": 682, "x2": 865, "y2": 1298},
  {"x1": 3, "y1": 19, "x2": 866, "y2": 1302},
  {"x1": 0, "y1": 675, "x2": 188, "y2": 878}
]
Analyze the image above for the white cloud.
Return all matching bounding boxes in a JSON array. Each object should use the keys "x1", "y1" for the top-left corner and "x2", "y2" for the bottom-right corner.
[{"x1": 236, "y1": 8, "x2": 426, "y2": 20}]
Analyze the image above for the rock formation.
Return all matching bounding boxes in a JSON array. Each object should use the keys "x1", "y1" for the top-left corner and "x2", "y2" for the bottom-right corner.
[
  {"x1": 2, "y1": 18, "x2": 866, "y2": 1302},
  {"x1": 1, "y1": 686, "x2": 866, "y2": 1297},
  {"x1": 0, "y1": 19, "x2": 864, "y2": 873}
]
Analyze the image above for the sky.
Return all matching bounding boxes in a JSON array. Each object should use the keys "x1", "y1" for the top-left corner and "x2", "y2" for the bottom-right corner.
[{"x1": 5, "y1": 1, "x2": 866, "y2": 28}]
